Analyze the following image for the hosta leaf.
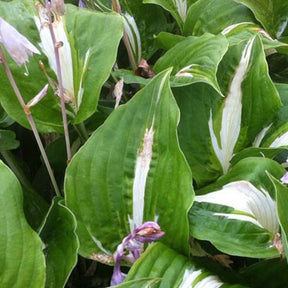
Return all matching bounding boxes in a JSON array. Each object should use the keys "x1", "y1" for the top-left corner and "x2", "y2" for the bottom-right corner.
[
  {"x1": 112, "y1": 278, "x2": 161, "y2": 288},
  {"x1": 154, "y1": 32, "x2": 186, "y2": 51},
  {"x1": 154, "y1": 33, "x2": 228, "y2": 94},
  {"x1": 222, "y1": 22, "x2": 288, "y2": 51},
  {"x1": 0, "y1": 160, "x2": 45, "y2": 288},
  {"x1": 210, "y1": 36, "x2": 281, "y2": 173},
  {"x1": 143, "y1": 0, "x2": 194, "y2": 31},
  {"x1": 39, "y1": 197, "x2": 79, "y2": 288},
  {"x1": 0, "y1": 129, "x2": 19, "y2": 151},
  {"x1": 184, "y1": 0, "x2": 255, "y2": 36},
  {"x1": 176, "y1": 37, "x2": 281, "y2": 186},
  {"x1": 251, "y1": 84, "x2": 288, "y2": 149},
  {"x1": 269, "y1": 175, "x2": 288, "y2": 260},
  {"x1": 240, "y1": 258, "x2": 288, "y2": 288},
  {"x1": 65, "y1": 69, "x2": 194, "y2": 257},
  {"x1": 36, "y1": 4, "x2": 123, "y2": 124},
  {"x1": 174, "y1": 83, "x2": 223, "y2": 186},
  {"x1": 197, "y1": 157, "x2": 285, "y2": 196},
  {"x1": 121, "y1": 0, "x2": 169, "y2": 60},
  {"x1": 230, "y1": 147, "x2": 286, "y2": 166},
  {"x1": 234, "y1": 0, "x2": 288, "y2": 38},
  {"x1": 189, "y1": 157, "x2": 286, "y2": 258},
  {"x1": 124, "y1": 243, "x2": 248, "y2": 288}
]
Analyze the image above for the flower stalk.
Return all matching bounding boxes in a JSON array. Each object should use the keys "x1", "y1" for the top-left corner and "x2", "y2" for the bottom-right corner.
[
  {"x1": 112, "y1": 0, "x2": 138, "y2": 71},
  {"x1": 110, "y1": 221, "x2": 164, "y2": 286},
  {"x1": 45, "y1": 0, "x2": 72, "y2": 163},
  {"x1": 0, "y1": 47, "x2": 61, "y2": 196}
]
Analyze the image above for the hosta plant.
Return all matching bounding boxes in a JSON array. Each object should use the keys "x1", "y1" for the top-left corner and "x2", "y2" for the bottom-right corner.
[{"x1": 1, "y1": 0, "x2": 288, "y2": 287}]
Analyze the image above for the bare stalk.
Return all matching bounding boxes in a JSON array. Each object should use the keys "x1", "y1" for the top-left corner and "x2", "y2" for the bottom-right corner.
[
  {"x1": 46, "y1": 0, "x2": 72, "y2": 163},
  {"x1": 112, "y1": 0, "x2": 138, "y2": 71},
  {"x1": 0, "y1": 48, "x2": 61, "y2": 196}
]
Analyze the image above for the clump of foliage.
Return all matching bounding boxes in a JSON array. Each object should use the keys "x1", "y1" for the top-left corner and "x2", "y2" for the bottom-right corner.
[{"x1": 1, "y1": 0, "x2": 288, "y2": 287}]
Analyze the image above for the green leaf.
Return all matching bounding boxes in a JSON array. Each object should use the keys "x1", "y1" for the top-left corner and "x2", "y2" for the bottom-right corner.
[
  {"x1": 176, "y1": 36, "x2": 281, "y2": 186},
  {"x1": 22, "y1": 186, "x2": 49, "y2": 231},
  {"x1": 0, "y1": 160, "x2": 45, "y2": 287},
  {"x1": 65, "y1": 69, "x2": 194, "y2": 257},
  {"x1": 39, "y1": 197, "x2": 79, "y2": 288},
  {"x1": 184, "y1": 0, "x2": 255, "y2": 36},
  {"x1": 230, "y1": 147, "x2": 286, "y2": 166},
  {"x1": 198, "y1": 157, "x2": 285, "y2": 195},
  {"x1": 60, "y1": 5, "x2": 124, "y2": 123},
  {"x1": 240, "y1": 258, "x2": 288, "y2": 288},
  {"x1": 174, "y1": 83, "x2": 223, "y2": 186},
  {"x1": 221, "y1": 22, "x2": 288, "y2": 51},
  {"x1": 111, "y1": 278, "x2": 161, "y2": 288},
  {"x1": 0, "y1": 129, "x2": 19, "y2": 151},
  {"x1": 189, "y1": 157, "x2": 286, "y2": 258},
  {"x1": 121, "y1": 0, "x2": 170, "y2": 60},
  {"x1": 143, "y1": 0, "x2": 194, "y2": 31},
  {"x1": 154, "y1": 33, "x2": 228, "y2": 94},
  {"x1": 112, "y1": 69, "x2": 151, "y2": 86},
  {"x1": 269, "y1": 175, "x2": 288, "y2": 259},
  {"x1": 125, "y1": 243, "x2": 248, "y2": 288},
  {"x1": 154, "y1": 32, "x2": 186, "y2": 51},
  {"x1": 0, "y1": 105, "x2": 14, "y2": 128},
  {"x1": 234, "y1": 0, "x2": 288, "y2": 38}
]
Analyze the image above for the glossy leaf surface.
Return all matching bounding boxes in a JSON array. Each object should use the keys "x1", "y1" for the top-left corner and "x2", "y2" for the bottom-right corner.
[
  {"x1": 65, "y1": 69, "x2": 194, "y2": 257},
  {"x1": 0, "y1": 161, "x2": 45, "y2": 288}
]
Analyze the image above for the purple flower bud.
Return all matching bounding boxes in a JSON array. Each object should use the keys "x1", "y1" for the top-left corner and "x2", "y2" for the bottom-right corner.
[
  {"x1": 281, "y1": 172, "x2": 288, "y2": 184},
  {"x1": 78, "y1": 0, "x2": 86, "y2": 8},
  {"x1": 110, "y1": 221, "x2": 164, "y2": 286},
  {"x1": 0, "y1": 17, "x2": 40, "y2": 66},
  {"x1": 133, "y1": 221, "x2": 165, "y2": 243}
]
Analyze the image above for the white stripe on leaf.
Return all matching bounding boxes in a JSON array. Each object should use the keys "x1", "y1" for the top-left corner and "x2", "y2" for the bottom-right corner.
[
  {"x1": 209, "y1": 37, "x2": 255, "y2": 173},
  {"x1": 175, "y1": 64, "x2": 200, "y2": 78},
  {"x1": 195, "y1": 180, "x2": 279, "y2": 234},
  {"x1": 35, "y1": 15, "x2": 74, "y2": 104},
  {"x1": 252, "y1": 123, "x2": 273, "y2": 147},
  {"x1": 221, "y1": 22, "x2": 254, "y2": 35},
  {"x1": 269, "y1": 130, "x2": 288, "y2": 148},
  {"x1": 130, "y1": 126, "x2": 154, "y2": 231},
  {"x1": 172, "y1": 0, "x2": 187, "y2": 22},
  {"x1": 179, "y1": 269, "x2": 201, "y2": 288},
  {"x1": 194, "y1": 275, "x2": 222, "y2": 288},
  {"x1": 123, "y1": 13, "x2": 141, "y2": 64},
  {"x1": 77, "y1": 49, "x2": 91, "y2": 110},
  {"x1": 179, "y1": 268, "x2": 223, "y2": 288}
]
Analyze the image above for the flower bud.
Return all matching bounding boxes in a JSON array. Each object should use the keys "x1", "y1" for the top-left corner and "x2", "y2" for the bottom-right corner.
[
  {"x1": 50, "y1": 0, "x2": 66, "y2": 16},
  {"x1": 133, "y1": 221, "x2": 165, "y2": 243},
  {"x1": 0, "y1": 17, "x2": 40, "y2": 66}
]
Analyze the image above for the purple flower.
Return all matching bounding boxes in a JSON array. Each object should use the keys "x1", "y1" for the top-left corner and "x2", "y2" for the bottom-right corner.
[
  {"x1": 281, "y1": 172, "x2": 288, "y2": 184},
  {"x1": 78, "y1": 0, "x2": 86, "y2": 8},
  {"x1": 110, "y1": 221, "x2": 165, "y2": 286},
  {"x1": 133, "y1": 221, "x2": 165, "y2": 242},
  {"x1": 0, "y1": 17, "x2": 40, "y2": 66}
]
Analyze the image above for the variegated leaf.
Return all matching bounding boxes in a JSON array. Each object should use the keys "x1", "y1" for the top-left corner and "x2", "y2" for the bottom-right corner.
[
  {"x1": 65, "y1": 69, "x2": 194, "y2": 257},
  {"x1": 189, "y1": 157, "x2": 286, "y2": 258},
  {"x1": 123, "y1": 243, "x2": 249, "y2": 288}
]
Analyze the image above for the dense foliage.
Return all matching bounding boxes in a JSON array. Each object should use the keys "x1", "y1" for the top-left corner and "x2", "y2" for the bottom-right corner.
[{"x1": 1, "y1": 0, "x2": 288, "y2": 287}]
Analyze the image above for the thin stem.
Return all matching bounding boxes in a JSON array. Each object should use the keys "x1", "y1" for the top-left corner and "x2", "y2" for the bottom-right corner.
[
  {"x1": 112, "y1": 0, "x2": 138, "y2": 71},
  {"x1": 73, "y1": 122, "x2": 89, "y2": 143},
  {"x1": 0, "y1": 48, "x2": 61, "y2": 196},
  {"x1": 46, "y1": 0, "x2": 72, "y2": 163}
]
